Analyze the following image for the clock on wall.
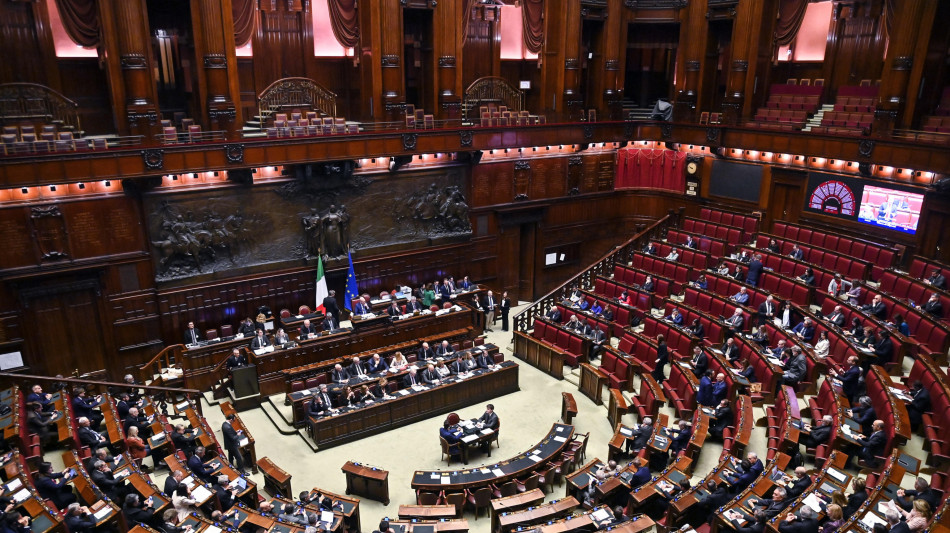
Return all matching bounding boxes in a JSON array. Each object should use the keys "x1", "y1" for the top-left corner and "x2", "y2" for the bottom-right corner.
[
  {"x1": 685, "y1": 156, "x2": 702, "y2": 197},
  {"x1": 808, "y1": 180, "x2": 856, "y2": 216},
  {"x1": 686, "y1": 160, "x2": 699, "y2": 176}
]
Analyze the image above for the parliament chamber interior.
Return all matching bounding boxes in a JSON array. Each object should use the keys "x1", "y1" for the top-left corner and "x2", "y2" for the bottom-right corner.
[{"x1": 2, "y1": 0, "x2": 950, "y2": 532}]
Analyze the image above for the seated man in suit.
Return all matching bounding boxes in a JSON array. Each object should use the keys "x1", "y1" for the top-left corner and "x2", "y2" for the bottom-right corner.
[
  {"x1": 800, "y1": 415, "x2": 833, "y2": 450},
  {"x1": 750, "y1": 486, "x2": 791, "y2": 520},
  {"x1": 668, "y1": 419, "x2": 691, "y2": 456},
  {"x1": 353, "y1": 297, "x2": 372, "y2": 315},
  {"x1": 708, "y1": 399, "x2": 734, "y2": 440},
  {"x1": 385, "y1": 300, "x2": 402, "y2": 317},
  {"x1": 323, "y1": 314, "x2": 339, "y2": 331},
  {"x1": 625, "y1": 417, "x2": 653, "y2": 454},
  {"x1": 862, "y1": 295, "x2": 888, "y2": 320},
  {"x1": 589, "y1": 327, "x2": 607, "y2": 360},
  {"x1": 403, "y1": 367, "x2": 423, "y2": 387},
  {"x1": 183, "y1": 321, "x2": 201, "y2": 346},
  {"x1": 330, "y1": 363, "x2": 350, "y2": 384},
  {"x1": 477, "y1": 404, "x2": 500, "y2": 430},
  {"x1": 731, "y1": 287, "x2": 750, "y2": 304},
  {"x1": 123, "y1": 406, "x2": 152, "y2": 438},
  {"x1": 894, "y1": 477, "x2": 940, "y2": 513},
  {"x1": 925, "y1": 269, "x2": 946, "y2": 290},
  {"x1": 782, "y1": 347, "x2": 807, "y2": 386},
  {"x1": 791, "y1": 317, "x2": 815, "y2": 343},
  {"x1": 786, "y1": 467, "x2": 813, "y2": 498},
  {"x1": 418, "y1": 342, "x2": 436, "y2": 361},
  {"x1": 684, "y1": 235, "x2": 697, "y2": 249},
  {"x1": 721, "y1": 337, "x2": 740, "y2": 362},
  {"x1": 700, "y1": 481, "x2": 733, "y2": 523},
  {"x1": 187, "y1": 446, "x2": 217, "y2": 483},
  {"x1": 641, "y1": 276, "x2": 656, "y2": 293},
  {"x1": 72, "y1": 388, "x2": 104, "y2": 430},
  {"x1": 778, "y1": 505, "x2": 819, "y2": 533},
  {"x1": 407, "y1": 295, "x2": 425, "y2": 312},
  {"x1": 214, "y1": 475, "x2": 241, "y2": 512},
  {"x1": 26, "y1": 384, "x2": 55, "y2": 413},
  {"x1": 367, "y1": 353, "x2": 389, "y2": 374},
  {"x1": 544, "y1": 306, "x2": 562, "y2": 323},
  {"x1": 725, "y1": 459, "x2": 758, "y2": 494},
  {"x1": 788, "y1": 245, "x2": 803, "y2": 260},
  {"x1": 347, "y1": 356, "x2": 368, "y2": 379},
  {"x1": 850, "y1": 396, "x2": 877, "y2": 436},
  {"x1": 643, "y1": 242, "x2": 657, "y2": 255},
  {"x1": 421, "y1": 364, "x2": 441, "y2": 385},
  {"x1": 904, "y1": 381, "x2": 930, "y2": 432},
  {"x1": 90, "y1": 459, "x2": 126, "y2": 502},
  {"x1": 825, "y1": 306, "x2": 847, "y2": 327},
  {"x1": 868, "y1": 329, "x2": 894, "y2": 368},
  {"x1": 170, "y1": 424, "x2": 197, "y2": 457},
  {"x1": 857, "y1": 419, "x2": 888, "y2": 465},
  {"x1": 77, "y1": 417, "x2": 109, "y2": 450},
  {"x1": 725, "y1": 308, "x2": 745, "y2": 336},
  {"x1": 884, "y1": 508, "x2": 910, "y2": 533},
  {"x1": 665, "y1": 309, "x2": 684, "y2": 325},
  {"x1": 474, "y1": 350, "x2": 494, "y2": 369},
  {"x1": 435, "y1": 340, "x2": 454, "y2": 357},
  {"x1": 630, "y1": 457, "x2": 651, "y2": 489},
  {"x1": 251, "y1": 329, "x2": 270, "y2": 350},
  {"x1": 226, "y1": 348, "x2": 247, "y2": 371},
  {"x1": 163, "y1": 470, "x2": 184, "y2": 498},
  {"x1": 747, "y1": 451, "x2": 764, "y2": 477},
  {"x1": 920, "y1": 292, "x2": 943, "y2": 319},
  {"x1": 299, "y1": 319, "x2": 319, "y2": 339},
  {"x1": 439, "y1": 419, "x2": 462, "y2": 458},
  {"x1": 449, "y1": 356, "x2": 467, "y2": 375}
]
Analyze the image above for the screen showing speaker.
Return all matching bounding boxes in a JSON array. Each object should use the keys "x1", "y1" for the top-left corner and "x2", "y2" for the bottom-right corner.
[{"x1": 856, "y1": 185, "x2": 924, "y2": 234}]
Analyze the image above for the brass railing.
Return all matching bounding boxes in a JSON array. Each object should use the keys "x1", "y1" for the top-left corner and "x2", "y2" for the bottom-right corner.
[
  {"x1": 462, "y1": 76, "x2": 524, "y2": 121},
  {"x1": 257, "y1": 77, "x2": 338, "y2": 125},
  {"x1": 512, "y1": 209, "x2": 682, "y2": 335},
  {"x1": 0, "y1": 83, "x2": 81, "y2": 131}
]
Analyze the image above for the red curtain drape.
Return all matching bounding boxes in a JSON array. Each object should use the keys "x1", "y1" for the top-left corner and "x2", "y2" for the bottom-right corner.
[
  {"x1": 522, "y1": 0, "x2": 543, "y2": 54},
  {"x1": 614, "y1": 149, "x2": 686, "y2": 192},
  {"x1": 232, "y1": 0, "x2": 256, "y2": 47},
  {"x1": 54, "y1": 0, "x2": 99, "y2": 48},
  {"x1": 774, "y1": 0, "x2": 809, "y2": 46},
  {"x1": 326, "y1": 0, "x2": 359, "y2": 48}
]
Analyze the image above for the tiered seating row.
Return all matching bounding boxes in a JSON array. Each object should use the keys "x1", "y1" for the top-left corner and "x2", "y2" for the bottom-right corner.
[
  {"x1": 612, "y1": 264, "x2": 674, "y2": 300},
  {"x1": 855, "y1": 285, "x2": 950, "y2": 355},
  {"x1": 639, "y1": 316, "x2": 696, "y2": 358},
  {"x1": 771, "y1": 221, "x2": 899, "y2": 280},
  {"x1": 660, "y1": 301, "x2": 733, "y2": 344},
  {"x1": 905, "y1": 353, "x2": 950, "y2": 469},
  {"x1": 665, "y1": 228, "x2": 729, "y2": 258},
  {"x1": 531, "y1": 318, "x2": 589, "y2": 367},
  {"x1": 700, "y1": 272, "x2": 771, "y2": 310},
  {"x1": 736, "y1": 246, "x2": 839, "y2": 304},
  {"x1": 878, "y1": 270, "x2": 950, "y2": 323},
  {"x1": 720, "y1": 258, "x2": 813, "y2": 306},
  {"x1": 683, "y1": 217, "x2": 745, "y2": 245},
  {"x1": 753, "y1": 233, "x2": 870, "y2": 281},
  {"x1": 645, "y1": 240, "x2": 711, "y2": 271},
  {"x1": 699, "y1": 207, "x2": 760, "y2": 236},
  {"x1": 630, "y1": 253, "x2": 693, "y2": 294}
]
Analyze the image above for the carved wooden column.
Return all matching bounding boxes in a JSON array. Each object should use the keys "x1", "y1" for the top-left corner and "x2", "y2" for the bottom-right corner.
[
  {"x1": 100, "y1": 0, "x2": 160, "y2": 138},
  {"x1": 673, "y1": 0, "x2": 708, "y2": 122},
  {"x1": 191, "y1": 0, "x2": 242, "y2": 135},
  {"x1": 434, "y1": 1, "x2": 463, "y2": 120},
  {"x1": 380, "y1": 0, "x2": 405, "y2": 121},
  {"x1": 586, "y1": 0, "x2": 622, "y2": 120},
  {"x1": 874, "y1": 0, "x2": 934, "y2": 135},
  {"x1": 562, "y1": 2, "x2": 584, "y2": 120},
  {"x1": 720, "y1": 0, "x2": 766, "y2": 125},
  {"x1": 540, "y1": 1, "x2": 582, "y2": 120}
]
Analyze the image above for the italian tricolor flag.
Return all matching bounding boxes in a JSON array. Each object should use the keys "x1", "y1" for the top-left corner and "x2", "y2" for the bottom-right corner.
[{"x1": 315, "y1": 256, "x2": 328, "y2": 313}]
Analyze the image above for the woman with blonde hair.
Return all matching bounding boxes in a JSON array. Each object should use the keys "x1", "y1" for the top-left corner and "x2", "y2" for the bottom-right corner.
[
  {"x1": 125, "y1": 425, "x2": 150, "y2": 471},
  {"x1": 390, "y1": 351, "x2": 409, "y2": 370},
  {"x1": 820, "y1": 504, "x2": 844, "y2": 533},
  {"x1": 889, "y1": 499, "x2": 931, "y2": 532}
]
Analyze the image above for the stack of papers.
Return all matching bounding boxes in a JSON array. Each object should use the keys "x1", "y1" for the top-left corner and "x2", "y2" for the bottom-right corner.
[
  {"x1": 802, "y1": 493, "x2": 823, "y2": 512},
  {"x1": 12, "y1": 488, "x2": 30, "y2": 503},
  {"x1": 5, "y1": 478, "x2": 22, "y2": 492},
  {"x1": 191, "y1": 485, "x2": 213, "y2": 502},
  {"x1": 591, "y1": 508, "x2": 611, "y2": 522},
  {"x1": 93, "y1": 506, "x2": 113, "y2": 520},
  {"x1": 239, "y1": 437, "x2": 250, "y2": 447}
]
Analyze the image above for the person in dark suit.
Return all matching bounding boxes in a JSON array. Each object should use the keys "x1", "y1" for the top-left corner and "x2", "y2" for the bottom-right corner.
[
  {"x1": 77, "y1": 417, "x2": 108, "y2": 450},
  {"x1": 187, "y1": 446, "x2": 216, "y2": 483},
  {"x1": 221, "y1": 414, "x2": 246, "y2": 473},
  {"x1": 330, "y1": 364, "x2": 349, "y2": 383},
  {"x1": 690, "y1": 346, "x2": 708, "y2": 378},
  {"x1": 684, "y1": 235, "x2": 697, "y2": 249},
  {"x1": 884, "y1": 508, "x2": 911, "y2": 533},
  {"x1": 477, "y1": 404, "x2": 499, "y2": 430},
  {"x1": 751, "y1": 487, "x2": 791, "y2": 520},
  {"x1": 727, "y1": 460, "x2": 758, "y2": 493},
  {"x1": 170, "y1": 424, "x2": 197, "y2": 457},
  {"x1": 782, "y1": 347, "x2": 807, "y2": 386},
  {"x1": 737, "y1": 359, "x2": 757, "y2": 385},
  {"x1": 449, "y1": 356, "x2": 466, "y2": 375},
  {"x1": 642, "y1": 276, "x2": 656, "y2": 293},
  {"x1": 745, "y1": 254, "x2": 764, "y2": 287},
  {"x1": 26, "y1": 384, "x2": 55, "y2": 413},
  {"x1": 123, "y1": 493, "x2": 157, "y2": 527},
  {"x1": 545, "y1": 307, "x2": 562, "y2": 323},
  {"x1": 630, "y1": 457, "x2": 651, "y2": 489},
  {"x1": 857, "y1": 420, "x2": 887, "y2": 467},
  {"x1": 789, "y1": 245, "x2": 804, "y2": 260},
  {"x1": 440, "y1": 419, "x2": 462, "y2": 457},
  {"x1": 798, "y1": 267, "x2": 815, "y2": 286},
  {"x1": 71, "y1": 388, "x2": 104, "y2": 430},
  {"x1": 214, "y1": 475, "x2": 240, "y2": 513},
  {"x1": 688, "y1": 318, "x2": 705, "y2": 339},
  {"x1": 64, "y1": 504, "x2": 97, "y2": 533},
  {"x1": 786, "y1": 467, "x2": 812, "y2": 498},
  {"x1": 307, "y1": 394, "x2": 329, "y2": 417},
  {"x1": 435, "y1": 340, "x2": 454, "y2": 357},
  {"x1": 353, "y1": 297, "x2": 372, "y2": 315},
  {"x1": 237, "y1": 317, "x2": 256, "y2": 337},
  {"x1": 123, "y1": 406, "x2": 152, "y2": 438},
  {"x1": 708, "y1": 399, "x2": 734, "y2": 440},
  {"x1": 367, "y1": 353, "x2": 389, "y2": 374},
  {"x1": 90, "y1": 459, "x2": 125, "y2": 501},
  {"x1": 164, "y1": 470, "x2": 184, "y2": 497},
  {"x1": 666, "y1": 308, "x2": 684, "y2": 325},
  {"x1": 403, "y1": 368, "x2": 422, "y2": 387},
  {"x1": 652, "y1": 336, "x2": 668, "y2": 383},
  {"x1": 894, "y1": 477, "x2": 940, "y2": 512},
  {"x1": 843, "y1": 478, "x2": 868, "y2": 518},
  {"x1": 850, "y1": 396, "x2": 877, "y2": 435},
  {"x1": 800, "y1": 415, "x2": 833, "y2": 449},
  {"x1": 863, "y1": 295, "x2": 888, "y2": 320},
  {"x1": 183, "y1": 321, "x2": 201, "y2": 345},
  {"x1": 701, "y1": 481, "x2": 732, "y2": 522},
  {"x1": 226, "y1": 348, "x2": 247, "y2": 371},
  {"x1": 251, "y1": 329, "x2": 269, "y2": 350},
  {"x1": 643, "y1": 242, "x2": 657, "y2": 255},
  {"x1": 869, "y1": 329, "x2": 894, "y2": 368},
  {"x1": 421, "y1": 364, "x2": 441, "y2": 385},
  {"x1": 778, "y1": 506, "x2": 819, "y2": 533},
  {"x1": 737, "y1": 510, "x2": 768, "y2": 533},
  {"x1": 722, "y1": 338, "x2": 740, "y2": 362},
  {"x1": 920, "y1": 293, "x2": 943, "y2": 319},
  {"x1": 348, "y1": 356, "x2": 368, "y2": 379},
  {"x1": 299, "y1": 319, "x2": 319, "y2": 339},
  {"x1": 725, "y1": 308, "x2": 745, "y2": 336},
  {"x1": 323, "y1": 290, "x2": 340, "y2": 325},
  {"x1": 385, "y1": 300, "x2": 402, "y2": 317},
  {"x1": 697, "y1": 370, "x2": 715, "y2": 407},
  {"x1": 417, "y1": 342, "x2": 436, "y2": 361},
  {"x1": 668, "y1": 419, "x2": 691, "y2": 456},
  {"x1": 500, "y1": 291, "x2": 512, "y2": 331},
  {"x1": 625, "y1": 417, "x2": 653, "y2": 454},
  {"x1": 905, "y1": 381, "x2": 930, "y2": 432},
  {"x1": 474, "y1": 350, "x2": 493, "y2": 369},
  {"x1": 792, "y1": 318, "x2": 815, "y2": 343},
  {"x1": 589, "y1": 327, "x2": 607, "y2": 360},
  {"x1": 323, "y1": 314, "x2": 339, "y2": 331},
  {"x1": 926, "y1": 269, "x2": 946, "y2": 290},
  {"x1": 829, "y1": 356, "x2": 862, "y2": 403},
  {"x1": 747, "y1": 451, "x2": 764, "y2": 477},
  {"x1": 34, "y1": 462, "x2": 77, "y2": 510},
  {"x1": 115, "y1": 392, "x2": 133, "y2": 420},
  {"x1": 825, "y1": 306, "x2": 847, "y2": 327}
]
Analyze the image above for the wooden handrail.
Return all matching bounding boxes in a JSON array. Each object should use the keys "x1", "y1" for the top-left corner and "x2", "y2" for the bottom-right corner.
[
  {"x1": 512, "y1": 209, "x2": 682, "y2": 335},
  {"x1": 463, "y1": 76, "x2": 524, "y2": 120},
  {"x1": 257, "y1": 77, "x2": 338, "y2": 123},
  {"x1": 0, "y1": 82, "x2": 81, "y2": 132},
  {"x1": 138, "y1": 343, "x2": 184, "y2": 380}
]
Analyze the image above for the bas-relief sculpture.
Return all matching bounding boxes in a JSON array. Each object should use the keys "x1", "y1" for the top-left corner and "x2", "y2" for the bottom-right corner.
[{"x1": 146, "y1": 167, "x2": 472, "y2": 282}]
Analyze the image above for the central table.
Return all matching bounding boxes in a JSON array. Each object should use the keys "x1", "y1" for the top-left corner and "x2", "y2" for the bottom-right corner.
[{"x1": 342, "y1": 461, "x2": 390, "y2": 505}]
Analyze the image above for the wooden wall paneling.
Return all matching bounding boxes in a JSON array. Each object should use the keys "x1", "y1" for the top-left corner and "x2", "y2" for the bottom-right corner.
[
  {"x1": 237, "y1": 58, "x2": 257, "y2": 123},
  {"x1": 562, "y1": 2, "x2": 584, "y2": 119},
  {"x1": 379, "y1": 0, "x2": 405, "y2": 121},
  {"x1": 461, "y1": 4, "x2": 501, "y2": 89},
  {"x1": 876, "y1": 0, "x2": 936, "y2": 132},
  {"x1": 592, "y1": 0, "x2": 625, "y2": 120},
  {"x1": 766, "y1": 167, "x2": 807, "y2": 227},
  {"x1": 538, "y1": 1, "x2": 567, "y2": 118},
  {"x1": 99, "y1": 0, "x2": 161, "y2": 137},
  {"x1": 720, "y1": 0, "x2": 766, "y2": 125},
  {"x1": 0, "y1": 0, "x2": 61, "y2": 89},
  {"x1": 357, "y1": 0, "x2": 383, "y2": 120},
  {"x1": 821, "y1": 4, "x2": 885, "y2": 98},
  {"x1": 190, "y1": 0, "x2": 243, "y2": 134},
  {"x1": 912, "y1": 1, "x2": 950, "y2": 127},
  {"x1": 57, "y1": 59, "x2": 115, "y2": 136},
  {"x1": 746, "y1": 0, "x2": 779, "y2": 117},
  {"x1": 433, "y1": 1, "x2": 462, "y2": 119},
  {"x1": 916, "y1": 193, "x2": 950, "y2": 265},
  {"x1": 672, "y1": 0, "x2": 708, "y2": 121}
]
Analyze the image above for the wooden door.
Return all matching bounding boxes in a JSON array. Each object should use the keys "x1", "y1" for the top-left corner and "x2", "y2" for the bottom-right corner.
[{"x1": 519, "y1": 222, "x2": 537, "y2": 300}]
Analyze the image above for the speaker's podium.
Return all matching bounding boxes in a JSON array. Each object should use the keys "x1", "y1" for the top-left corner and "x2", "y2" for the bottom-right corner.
[{"x1": 229, "y1": 364, "x2": 261, "y2": 411}]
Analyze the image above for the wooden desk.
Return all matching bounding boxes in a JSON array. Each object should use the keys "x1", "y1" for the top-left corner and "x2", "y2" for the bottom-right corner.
[
  {"x1": 513, "y1": 331, "x2": 566, "y2": 380},
  {"x1": 628, "y1": 455, "x2": 693, "y2": 507},
  {"x1": 607, "y1": 388, "x2": 628, "y2": 428},
  {"x1": 309, "y1": 362, "x2": 519, "y2": 449},
  {"x1": 412, "y1": 423, "x2": 574, "y2": 492},
  {"x1": 221, "y1": 401, "x2": 258, "y2": 473},
  {"x1": 257, "y1": 456, "x2": 292, "y2": 497},
  {"x1": 496, "y1": 497, "x2": 578, "y2": 533},
  {"x1": 490, "y1": 488, "x2": 545, "y2": 526},
  {"x1": 578, "y1": 363, "x2": 607, "y2": 405},
  {"x1": 388, "y1": 519, "x2": 470, "y2": 533},
  {"x1": 398, "y1": 504, "x2": 457, "y2": 520},
  {"x1": 304, "y1": 488, "x2": 361, "y2": 533},
  {"x1": 342, "y1": 461, "x2": 389, "y2": 505},
  {"x1": 560, "y1": 392, "x2": 577, "y2": 424}
]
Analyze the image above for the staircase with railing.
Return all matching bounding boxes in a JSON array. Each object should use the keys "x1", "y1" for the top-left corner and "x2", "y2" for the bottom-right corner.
[{"x1": 512, "y1": 208, "x2": 683, "y2": 337}]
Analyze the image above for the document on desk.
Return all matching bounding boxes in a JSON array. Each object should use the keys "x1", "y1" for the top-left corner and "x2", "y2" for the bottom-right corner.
[
  {"x1": 4, "y1": 478, "x2": 21, "y2": 492},
  {"x1": 480, "y1": 428, "x2": 494, "y2": 435},
  {"x1": 591, "y1": 508, "x2": 611, "y2": 522},
  {"x1": 491, "y1": 468, "x2": 505, "y2": 477},
  {"x1": 239, "y1": 437, "x2": 250, "y2": 447},
  {"x1": 192, "y1": 485, "x2": 213, "y2": 502},
  {"x1": 528, "y1": 455, "x2": 542, "y2": 463},
  {"x1": 462, "y1": 434, "x2": 479, "y2": 443},
  {"x1": 802, "y1": 493, "x2": 823, "y2": 513},
  {"x1": 553, "y1": 436, "x2": 567, "y2": 442},
  {"x1": 205, "y1": 527, "x2": 222, "y2": 533},
  {"x1": 860, "y1": 511, "x2": 886, "y2": 529},
  {"x1": 12, "y1": 488, "x2": 30, "y2": 503},
  {"x1": 93, "y1": 506, "x2": 113, "y2": 520},
  {"x1": 440, "y1": 476, "x2": 452, "y2": 484}
]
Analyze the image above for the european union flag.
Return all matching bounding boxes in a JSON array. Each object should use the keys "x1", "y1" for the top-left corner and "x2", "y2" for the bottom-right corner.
[{"x1": 344, "y1": 249, "x2": 358, "y2": 311}]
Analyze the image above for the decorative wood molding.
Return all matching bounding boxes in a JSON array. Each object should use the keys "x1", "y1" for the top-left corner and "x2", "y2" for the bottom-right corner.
[
  {"x1": 18, "y1": 279, "x2": 101, "y2": 308},
  {"x1": 685, "y1": 60, "x2": 701, "y2": 72},
  {"x1": 224, "y1": 144, "x2": 245, "y2": 164},
  {"x1": 514, "y1": 160, "x2": 531, "y2": 171},
  {"x1": 401, "y1": 133, "x2": 418, "y2": 151},
  {"x1": 605, "y1": 59, "x2": 620, "y2": 71},
  {"x1": 438, "y1": 56, "x2": 456, "y2": 67},
  {"x1": 141, "y1": 149, "x2": 165, "y2": 170},
  {"x1": 705, "y1": 127, "x2": 722, "y2": 145},
  {"x1": 568, "y1": 156, "x2": 583, "y2": 166},
  {"x1": 208, "y1": 108, "x2": 236, "y2": 121},
  {"x1": 893, "y1": 56, "x2": 913, "y2": 71},
  {"x1": 381, "y1": 55, "x2": 400, "y2": 67},
  {"x1": 583, "y1": 125, "x2": 594, "y2": 139},
  {"x1": 459, "y1": 130, "x2": 473, "y2": 147},
  {"x1": 30, "y1": 205, "x2": 61, "y2": 219},
  {"x1": 660, "y1": 124, "x2": 673, "y2": 139},
  {"x1": 127, "y1": 109, "x2": 159, "y2": 125},
  {"x1": 565, "y1": 58, "x2": 579, "y2": 69},
  {"x1": 120, "y1": 54, "x2": 148, "y2": 69},
  {"x1": 858, "y1": 139, "x2": 875, "y2": 158},
  {"x1": 624, "y1": 0, "x2": 687, "y2": 8},
  {"x1": 731, "y1": 59, "x2": 748, "y2": 72},
  {"x1": 203, "y1": 54, "x2": 228, "y2": 68}
]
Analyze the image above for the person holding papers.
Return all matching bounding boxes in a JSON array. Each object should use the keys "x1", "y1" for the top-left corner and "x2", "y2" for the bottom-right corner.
[
  {"x1": 214, "y1": 475, "x2": 240, "y2": 512},
  {"x1": 171, "y1": 484, "x2": 198, "y2": 522},
  {"x1": 187, "y1": 447, "x2": 216, "y2": 483},
  {"x1": 221, "y1": 414, "x2": 247, "y2": 474}
]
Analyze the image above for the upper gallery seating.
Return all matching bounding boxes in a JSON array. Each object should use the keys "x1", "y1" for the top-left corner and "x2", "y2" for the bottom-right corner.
[
  {"x1": 751, "y1": 83, "x2": 823, "y2": 130},
  {"x1": 812, "y1": 85, "x2": 879, "y2": 136}
]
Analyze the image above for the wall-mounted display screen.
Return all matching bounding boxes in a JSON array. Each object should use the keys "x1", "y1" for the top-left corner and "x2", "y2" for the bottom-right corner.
[{"x1": 857, "y1": 185, "x2": 924, "y2": 234}]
